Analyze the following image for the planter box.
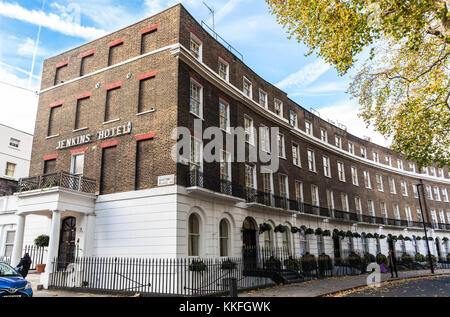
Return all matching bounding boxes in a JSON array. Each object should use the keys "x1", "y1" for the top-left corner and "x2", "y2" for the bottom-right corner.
[{"x1": 36, "y1": 264, "x2": 46, "y2": 273}]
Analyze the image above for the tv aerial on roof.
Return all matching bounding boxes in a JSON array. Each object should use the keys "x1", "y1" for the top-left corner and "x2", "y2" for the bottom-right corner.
[{"x1": 203, "y1": 2, "x2": 216, "y2": 35}]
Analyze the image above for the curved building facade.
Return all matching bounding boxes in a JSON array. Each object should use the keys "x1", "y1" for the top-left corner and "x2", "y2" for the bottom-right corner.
[{"x1": 1, "y1": 5, "x2": 449, "y2": 286}]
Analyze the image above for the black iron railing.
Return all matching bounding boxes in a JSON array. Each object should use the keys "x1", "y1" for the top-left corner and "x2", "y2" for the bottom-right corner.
[
  {"x1": 49, "y1": 256, "x2": 271, "y2": 297},
  {"x1": 185, "y1": 171, "x2": 449, "y2": 231},
  {"x1": 19, "y1": 172, "x2": 96, "y2": 194},
  {"x1": 23, "y1": 245, "x2": 47, "y2": 270}
]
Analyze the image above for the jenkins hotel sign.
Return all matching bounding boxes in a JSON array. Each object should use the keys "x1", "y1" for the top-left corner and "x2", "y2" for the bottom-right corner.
[{"x1": 56, "y1": 122, "x2": 132, "y2": 150}]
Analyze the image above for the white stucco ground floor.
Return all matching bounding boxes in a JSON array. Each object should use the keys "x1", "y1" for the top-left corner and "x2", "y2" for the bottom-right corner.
[{"x1": 1, "y1": 185, "x2": 449, "y2": 289}]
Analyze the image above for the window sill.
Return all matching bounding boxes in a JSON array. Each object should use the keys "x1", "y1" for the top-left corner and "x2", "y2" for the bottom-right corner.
[
  {"x1": 190, "y1": 112, "x2": 204, "y2": 120},
  {"x1": 103, "y1": 118, "x2": 120, "y2": 125},
  {"x1": 136, "y1": 109, "x2": 155, "y2": 116},
  {"x1": 293, "y1": 163, "x2": 301, "y2": 168},
  {"x1": 46, "y1": 134, "x2": 59, "y2": 139},
  {"x1": 73, "y1": 127, "x2": 88, "y2": 133}
]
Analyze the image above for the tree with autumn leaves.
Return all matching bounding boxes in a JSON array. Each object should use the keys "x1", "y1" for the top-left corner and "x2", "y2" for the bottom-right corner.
[{"x1": 266, "y1": 0, "x2": 449, "y2": 168}]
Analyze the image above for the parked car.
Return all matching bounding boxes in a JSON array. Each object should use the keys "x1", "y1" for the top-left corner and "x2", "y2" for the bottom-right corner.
[{"x1": 0, "y1": 262, "x2": 33, "y2": 297}]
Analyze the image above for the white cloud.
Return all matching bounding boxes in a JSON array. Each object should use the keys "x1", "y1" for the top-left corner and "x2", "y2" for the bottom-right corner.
[
  {"x1": 0, "y1": 1, "x2": 106, "y2": 40},
  {"x1": 276, "y1": 60, "x2": 330, "y2": 91},
  {"x1": 17, "y1": 38, "x2": 48, "y2": 57},
  {"x1": 317, "y1": 99, "x2": 391, "y2": 148},
  {"x1": 0, "y1": 66, "x2": 39, "y2": 135},
  {"x1": 144, "y1": 0, "x2": 180, "y2": 16},
  {"x1": 211, "y1": 0, "x2": 245, "y2": 24}
]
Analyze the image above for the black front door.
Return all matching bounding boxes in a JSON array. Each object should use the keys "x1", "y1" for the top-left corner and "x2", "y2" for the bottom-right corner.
[
  {"x1": 242, "y1": 218, "x2": 257, "y2": 270},
  {"x1": 333, "y1": 236, "x2": 341, "y2": 263},
  {"x1": 58, "y1": 217, "x2": 77, "y2": 267},
  {"x1": 436, "y1": 239, "x2": 441, "y2": 258}
]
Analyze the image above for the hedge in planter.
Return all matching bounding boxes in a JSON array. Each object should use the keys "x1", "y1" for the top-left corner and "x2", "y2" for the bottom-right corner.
[
  {"x1": 221, "y1": 259, "x2": 237, "y2": 270},
  {"x1": 189, "y1": 260, "x2": 207, "y2": 272},
  {"x1": 376, "y1": 253, "x2": 388, "y2": 265},
  {"x1": 259, "y1": 223, "x2": 271, "y2": 234},
  {"x1": 348, "y1": 252, "x2": 362, "y2": 269},
  {"x1": 305, "y1": 228, "x2": 314, "y2": 235},
  {"x1": 363, "y1": 253, "x2": 376, "y2": 264},
  {"x1": 401, "y1": 253, "x2": 413, "y2": 265},
  {"x1": 264, "y1": 256, "x2": 282, "y2": 271},
  {"x1": 322, "y1": 230, "x2": 331, "y2": 237},
  {"x1": 315, "y1": 228, "x2": 323, "y2": 236},
  {"x1": 300, "y1": 253, "x2": 318, "y2": 272},
  {"x1": 274, "y1": 225, "x2": 287, "y2": 233},
  {"x1": 415, "y1": 253, "x2": 426, "y2": 262},
  {"x1": 317, "y1": 254, "x2": 332, "y2": 273},
  {"x1": 284, "y1": 257, "x2": 301, "y2": 271}
]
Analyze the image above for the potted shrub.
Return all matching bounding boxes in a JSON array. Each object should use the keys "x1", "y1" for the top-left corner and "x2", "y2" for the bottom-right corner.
[
  {"x1": 365, "y1": 233, "x2": 374, "y2": 239},
  {"x1": 317, "y1": 254, "x2": 332, "y2": 275},
  {"x1": 291, "y1": 226, "x2": 300, "y2": 234},
  {"x1": 353, "y1": 232, "x2": 361, "y2": 238},
  {"x1": 283, "y1": 257, "x2": 300, "y2": 270},
  {"x1": 322, "y1": 230, "x2": 331, "y2": 237},
  {"x1": 274, "y1": 225, "x2": 287, "y2": 233},
  {"x1": 415, "y1": 253, "x2": 426, "y2": 262},
  {"x1": 345, "y1": 230, "x2": 353, "y2": 238},
  {"x1": 315, "y1": 228, "x2": 323, "y2": 236},
  {"x1": 376, "y1": 253, "x2": 387, "y2": 265},
  {"x1": 379, "y1": 235, "x2": 386, "y2": 239},
  {"x1": 300, "y1": 253, "x2": 317, "y2": 273},
  {"x1": 363, "y1": 253, "x2": 376, "y2": 264},
  {"x1": 259, "y1": 223, "x2": 271, "y2": 234},
  {"x1": 348, "y1": 252, "x2": 362, "y2": 269},
  {"x1": 264, "y1": 256, "x2": 282, "y2": 271},
  {"x1": 305, "y1": 228, "x2": 314, "y2": 235},
  {"x1": 34, "y1": 235, "x2": 49, "y2": 273},
  {"x1": 221, "y1": 259, "x2": 237, "y2": 270},
  {"x1": 189, "y1": 259, "x2": 207, "y2": 272}
]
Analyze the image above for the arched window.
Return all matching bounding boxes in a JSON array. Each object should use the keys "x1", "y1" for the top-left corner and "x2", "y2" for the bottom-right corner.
[
  {"x1": 376, "y1": 238, "x2": 381, "y2": 255},
  {"x1": 299, "y1": 231, "x2": 308, "y2": 255},
  {"x1": 188, "y1": 213, "x2": 200, "y2": 256},
  {"x1": 361, "y1": 236, "x2": 367, "y2": 254},
  {"x1": 282, "y1": 229, "x2": 291, "y2": 253},
  {"x1": 263, "y1": 226, "x2": 273, "y2": 249},
  {"x1": 219, "y1": 219, "x2": 229, "y2": 257},
  {"x1": 317, "y1": 235, "x2": 324, "y2": 255}
]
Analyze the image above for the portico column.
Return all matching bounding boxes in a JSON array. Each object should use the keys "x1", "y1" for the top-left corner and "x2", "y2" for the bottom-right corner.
[
  {"x1": 81, "y1": 214, "x2": 96, "y2": 257},
  {"x1": 41, "y1": 210, "x2": 61, "y2": 289},
  {"x1": 11, "y1": 214, "x2": 26, "y2": 266}
]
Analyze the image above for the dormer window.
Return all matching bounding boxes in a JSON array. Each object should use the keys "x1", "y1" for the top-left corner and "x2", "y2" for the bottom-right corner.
[
  {"x1": 274, "y1": 99, "x2": 283, "y2": 117},
  {"x1": 243, "y1": 77, "x2": 252, "y2": 98},
  {"x1": 259, "y1": 89, "x2": 268, "y2": 108},
  {"x1": 289, "y1": 110, "x2": 297, "y2": 127}
]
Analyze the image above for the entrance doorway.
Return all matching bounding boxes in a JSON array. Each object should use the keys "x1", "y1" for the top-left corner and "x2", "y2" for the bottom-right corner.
[
  {"x1": 242, "y1": 217, "x2": 257, "y2": 270},
  {"x1": 58, "y1": 217, "x2": 77, "y2": 267},
  {"x1": 435, "y1": 238, "x2": 441, "y2": 259},
  {"x1": 333, "y1": 235, "x2": 341, "y2": 263}
]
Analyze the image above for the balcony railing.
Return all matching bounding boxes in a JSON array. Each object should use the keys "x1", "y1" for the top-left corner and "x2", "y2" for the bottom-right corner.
[
  {"x1": 18, "y1": 172, "x2": 97, "y2": 194},
  {"x1": 185, "y1": 171, "x2": 450, "y2": 231}
]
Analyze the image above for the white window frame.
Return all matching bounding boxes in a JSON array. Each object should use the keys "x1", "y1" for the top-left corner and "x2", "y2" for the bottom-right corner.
[
  {"x1": 190, "y1": 78, "x2": 203, "y2": 119},
  {"x1": 292, "y1": 143, "x2": 301, "y2": 167},
  {"x1": 218, "y1": 57, "x2": 229, "y2": 81},
  {"x1": 279, "y1": 174, "x2": 289, "y2": 199},
  {"x1": 335, "y1": 136, "x2": 342, "y2": 148},
  {"x1": 389, "y1": 177, "x2": 396, "y2": 194},
  {"x1": 243, "y1": 77, "x2": 252, "y2": 98},
  {"x1": 274, "y1": 99, "x2": 283, "y2": 117},
  {"x1": 397, "y1": 159, "x2": 403, "y2": 170},
  {"x1": 278, "y1": 133, "x2": 286, "y2": 159},
  {"x1": 311, "y1": 184, "x2": 319, "y2": 207},
  {"x1": 351, "y1": 166, "x2": 359, "y2": 186},
  {"x1": 401, "y1": 180, "x2": 408, "y2": 196},
  {"x1": 220, "y1": 150, "x2": 232, "y2": 182},
  {"x1": 9, "y1": 138, "x2": 20, "y2": 149},
  {"x1": 305, "y1": 120, "x2": 313, "y2": 136},
  {"x1": 367, "y1": 200, "x2": 375, "y2": 216},
  {"x1": 190, "y1": 32, "x2": 202, "y2": 61},
  {"x1": 323, "y1": 156, "x2": 331, "y2": 178},
  {"x1": 289, "y1": 110, "x2": 298, "y2": 127},
  {"x1": 260, "y1": 125, "x2": 271, "y2": 153},
  {"x1": 348, "y1": 142, "x2": 354, "y2": 154},
  {"x1": 341, "y1": 193, "x2": 349, "y2": 211},
  {"x1": 360, "y1": 146, "x2": 367, "y2": 158},
  {"x1": 295, "y1": 181, "x2": 304, "y2": 203},
  {"x1": 3, "y1": 230, "x2": 15, "y2": 257},
  {"x1": 433, "y1": 186, "x2": 441, "y2": 201},
  {"x1": 355, "y1": 197, "x2": 362, "y2": 214},
  {"x1": 219, "y1": 99, "x2": 230, "y2": 132},
  {"x1": 244, "y1": 115, "x2": 255, "y2": 146},
  {"x1": 442, "y1": 188, "x2": 448, "y2": 202},
  {"x1": 307, "y1": 149, "x2": 316, "y2": 172},
  {"x1": 70, "y1": 153, "x2": 85, "y2": 176},
  {"x1": 337, "y1": 161, "x2": 345, "y2": 182},
  {"x1": 376, "y1": 174, "x2": 384, "y2": 192},
  {"x1": 258, "y1": 89, "x2": 268, "y2": 109},
  {"x1": 245, "y1": 164, "x2": 257, "y2": 189},
  {"x1": 320, "y1": 128, "x2": 328, "y2": 143},
  {"x1": 373, "y1": 152, "x2": 379, "y2": 163},
  {"x1": 363, "y1": 171, "x2": 371, "y2": 189}
]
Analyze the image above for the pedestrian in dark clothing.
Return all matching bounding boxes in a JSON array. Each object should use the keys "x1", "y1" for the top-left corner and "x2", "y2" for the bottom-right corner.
[
  {"x1": 16, "y1": 253, "x2": 32, "y2": 278},
  {"x1": 388, "y1": 250, "x2": 398, "y2": 278}
]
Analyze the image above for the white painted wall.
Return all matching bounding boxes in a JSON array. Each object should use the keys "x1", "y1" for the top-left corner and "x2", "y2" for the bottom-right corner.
[{"x1": 0, "y1": 124, "x2": 33, "y2": 180}]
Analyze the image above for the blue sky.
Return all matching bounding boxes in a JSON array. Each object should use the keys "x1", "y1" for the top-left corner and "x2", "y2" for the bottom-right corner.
[{"x1": 0, "y1": 0, "x2": 388, "y2": 146}]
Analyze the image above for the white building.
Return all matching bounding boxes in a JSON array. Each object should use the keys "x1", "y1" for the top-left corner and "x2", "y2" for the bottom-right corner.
[{"x1": 0, "y1": 123, "x2": 33, "y2": 181}]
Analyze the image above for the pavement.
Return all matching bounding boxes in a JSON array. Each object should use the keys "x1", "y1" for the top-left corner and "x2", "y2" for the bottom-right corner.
[
  {"x1": 343, "y1": 275, "x2": 450, "y2": 297},
  {"x1": 240, "y1": 269, "x2": 450, "y2": 297},
  {"x1": 26, "y1": 273, "x2": 110, "y2": 297},
  {"x1": 26, "y1": 269, "x2": 450, "y2": 297}
]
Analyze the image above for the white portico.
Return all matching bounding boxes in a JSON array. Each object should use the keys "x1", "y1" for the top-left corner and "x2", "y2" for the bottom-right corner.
[{"x1": 10, "y1": 172, "x2": 97, "y2": 287}]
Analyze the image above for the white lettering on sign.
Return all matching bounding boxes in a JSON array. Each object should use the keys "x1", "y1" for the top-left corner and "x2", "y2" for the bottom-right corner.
[
  {"x1": 158, "y1": 175, "x2": 175, "y2": 186},
  {"x1": 56, "y1": 122, "x2": 132, "y2": 150}
]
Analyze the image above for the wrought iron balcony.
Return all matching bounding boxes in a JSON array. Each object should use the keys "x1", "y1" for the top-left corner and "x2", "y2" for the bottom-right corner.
[
  {"x1": 18, "y1": 172, "x2": 97, "y2": 194},
  {"x1": 185, "y1": 171, "x2": 449, "y2": 231}
]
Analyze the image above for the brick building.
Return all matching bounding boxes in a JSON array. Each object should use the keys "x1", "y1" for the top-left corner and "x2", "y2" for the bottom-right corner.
[{"x1": 0, "y1": 4, "x2": 449, "y2": 288}]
